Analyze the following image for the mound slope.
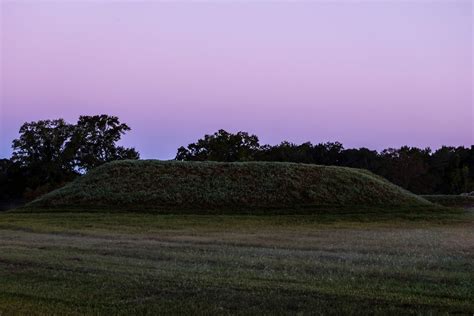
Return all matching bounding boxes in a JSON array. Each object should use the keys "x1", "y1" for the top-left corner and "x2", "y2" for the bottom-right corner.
[{"x1": 27, "y1": 160, "x2": 432, "y2": 212}]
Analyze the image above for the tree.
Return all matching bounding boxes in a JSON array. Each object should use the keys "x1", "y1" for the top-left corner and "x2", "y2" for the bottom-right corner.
[
  {"x1": 8, "y1": 115, "x2": 139, "y2": 200},
  {"x1": 71, "y1": 115, "x2": 139, "y2": 171},
  {"x1": 340, "y1": 147, "x2": 379, "y2": 171},
  {"x1": 0, "y1": 159, "x2": 23, "y2": 200},
  {"x1": 256, "y1": 141, "x2": 314, "y2": 163},
  {"x1": 176, "y1": 129, "x2": 260, "y2": 162},
  {"x1": 377, "y1": 146, "x2": 432, "y2": 194},
  {"x1": 311, "y1": 142, "x2": 344, "y2": 165},
  {"x1": 11, "y1": 119, "x2": 76, "y2": 184}
]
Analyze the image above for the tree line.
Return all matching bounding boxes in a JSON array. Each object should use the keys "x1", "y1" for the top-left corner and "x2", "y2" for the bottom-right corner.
[
  {"x1": 1, "y1": 116, "x2": 473, "y2": 203},
  {"x1": 176, "y1": 129, "x2": 474, "y2": 195}
]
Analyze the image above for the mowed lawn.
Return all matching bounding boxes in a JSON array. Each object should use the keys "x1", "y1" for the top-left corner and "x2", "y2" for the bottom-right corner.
[{"x1": 0, "y1": 211, "x2": 472, "y2": 315}]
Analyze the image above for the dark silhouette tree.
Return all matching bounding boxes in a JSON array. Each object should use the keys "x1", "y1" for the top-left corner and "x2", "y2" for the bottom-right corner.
[
  {"x1": 7, "y1": 115, "x2": 139, "y2": 200},
  {"x1": 0, "y1": 159, "x2": 25, "y2": 200},
  {"x1": 71, "y1": 115, "x2": 139, "y2": 171},
  {"x1": 176, "y1": 129, "x2": 260, "y2": 162},
  {"x1": 377, "y1": 147, "x2": 432, "y2": 194},
  {"x1": 11, "y1": 119, "x2": 76, "y2": 184},
  {"x1": 256, "y1": 141, "x2": 314, "y2": 163},
  {"x1": 340, "y1": 147, "x2": 379, "y2": 171}
]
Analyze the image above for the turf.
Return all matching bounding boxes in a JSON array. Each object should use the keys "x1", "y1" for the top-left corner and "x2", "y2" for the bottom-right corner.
[
  {"x1": 27, "y1": 160, "x2": 433, "y2": 213},
  {"x1": 0, "y1": 210, "x2": 472, "y2": 315},
  {"x1": 422, "y1": 195, "x2": 474, "y2": 208}
]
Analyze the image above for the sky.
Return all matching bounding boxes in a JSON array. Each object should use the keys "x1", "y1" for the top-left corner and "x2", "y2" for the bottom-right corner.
[{"x1": 0, "y1": 0, "x2": 472, "y2": 159}]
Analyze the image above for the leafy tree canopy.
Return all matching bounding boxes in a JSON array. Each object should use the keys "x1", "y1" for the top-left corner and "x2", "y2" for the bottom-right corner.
[
  {"x1": 176, "y1": 129, "x2": 260, "y2": 162},
  {"x1": 72, "y1": 115, "x2": 139, "y2": 171},
  {"x1": 7, "y1": 115, "x2": 139, "y2": 200}
]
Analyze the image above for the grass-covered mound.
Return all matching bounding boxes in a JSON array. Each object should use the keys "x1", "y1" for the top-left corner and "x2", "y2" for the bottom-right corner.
[{"x1": 28, "y1": 160, "x2": 433, "y2": 213}]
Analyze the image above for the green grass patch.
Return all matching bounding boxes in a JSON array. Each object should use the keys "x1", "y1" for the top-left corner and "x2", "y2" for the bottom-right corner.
[
  {"x1": 27, "y1": 160, "x2": 433, "y2": 214},
  {"x1": 0, "y1": 211, "x2": 472, "y2": 314},
  {"x1": 422, "y1": 195, "x2": 474, "y2": 208}
]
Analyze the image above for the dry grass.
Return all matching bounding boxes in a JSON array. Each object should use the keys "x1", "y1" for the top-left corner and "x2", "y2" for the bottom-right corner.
[
  {"x1": 27, "y1": 160, "x2": 432, "y2": 213},
  {"x1": 0, "y1": 211, "x2": 472, "y2": 315}
]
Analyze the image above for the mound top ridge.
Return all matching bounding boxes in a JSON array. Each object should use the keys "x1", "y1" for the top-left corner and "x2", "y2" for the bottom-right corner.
[{"x1": 28, "y1": 160, "x2": 432, "y2": 212}]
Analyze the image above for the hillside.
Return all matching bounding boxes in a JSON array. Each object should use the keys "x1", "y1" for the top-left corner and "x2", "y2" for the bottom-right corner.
[{"x1": 27, "y1": 160, "x2": 433, "y2": 213}]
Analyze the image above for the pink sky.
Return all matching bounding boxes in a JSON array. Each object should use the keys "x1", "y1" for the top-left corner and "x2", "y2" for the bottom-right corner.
[{"x1": 1, "y1": 1, "x2": 472, "y2": 159}]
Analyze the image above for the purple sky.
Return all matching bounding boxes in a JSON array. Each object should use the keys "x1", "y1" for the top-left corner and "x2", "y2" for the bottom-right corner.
[{"x1": 1, "y1": 1, "x2": 472, "y2": 159}]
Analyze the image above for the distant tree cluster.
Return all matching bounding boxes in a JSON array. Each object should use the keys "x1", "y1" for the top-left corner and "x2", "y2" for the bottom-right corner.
[
  {"x1": 176, "y1": 130, "x2": 474, "y2": 195},
  {"x1": 1, "y1": 115, "x2": 139, "y2": 201}
]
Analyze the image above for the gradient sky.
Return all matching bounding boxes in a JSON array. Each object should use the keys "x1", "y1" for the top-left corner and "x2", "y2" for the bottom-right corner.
[{"x1": 1, "y1": 0, "x2": 472, "y2": 159}]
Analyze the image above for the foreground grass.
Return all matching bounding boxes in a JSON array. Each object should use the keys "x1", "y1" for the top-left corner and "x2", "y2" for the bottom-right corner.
[
  {"x1": 422, "y1": 194, "x2": 474, "y2": 208},
  {"x1": 0, "y1": 211, "x2": 473, "y2": 315}
]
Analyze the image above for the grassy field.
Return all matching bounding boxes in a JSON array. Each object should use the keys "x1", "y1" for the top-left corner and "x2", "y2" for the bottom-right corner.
[
  {"x1": 0, "y1": 210, "x2": 472, "y2": 315},
  {"x1": 422, "y1": 195, "x2": 474, "y2": 208}
]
